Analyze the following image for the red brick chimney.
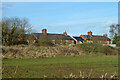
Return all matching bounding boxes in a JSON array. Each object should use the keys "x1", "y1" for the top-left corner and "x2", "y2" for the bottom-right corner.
[
  {"x1": 42, "y1": 29, "x2": 47, "y2": 34},
  {"x1": 103, "y1": 34, "x2": 107, "y2": 37},
  {"x1": 88, "y1": 31, "x2": 92, "y2": 36},
  {"x1": 63, "y1": 31, "x2": 67, "y2": 36}
]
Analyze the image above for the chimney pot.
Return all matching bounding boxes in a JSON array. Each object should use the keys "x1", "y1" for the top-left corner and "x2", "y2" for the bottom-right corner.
[
  {"x1": 88, "y1": 31, "x2": 92, "y2": 36},
  {"x1": 103, "y1": 34, "x2": 107, "y2": 37},
  {"x1": 42, "y1": 29, "x2": 47, "y2": 34},
  {"x1": 63, "y1": 31, "x2": 67, "y2": 36}
]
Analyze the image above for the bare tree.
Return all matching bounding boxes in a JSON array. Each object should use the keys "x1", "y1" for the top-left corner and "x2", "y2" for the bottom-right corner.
[
  {"x1": 109, "y1": 24, "x2": 119, "y2": 40},
  {"x1": 117, "y1": 24, "x2": 120, "y2": 37},
  {"x1": 2, "y1": 17, "x2": 32, "y2": 46}
]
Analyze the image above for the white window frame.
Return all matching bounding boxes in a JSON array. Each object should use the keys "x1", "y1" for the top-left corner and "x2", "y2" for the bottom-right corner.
[
  {"x1": 52, "y1": 40, "x2": 55, "y2": 44},
  {"x1": 65, "y1": 40, "x2": 68, "y2": 44}
]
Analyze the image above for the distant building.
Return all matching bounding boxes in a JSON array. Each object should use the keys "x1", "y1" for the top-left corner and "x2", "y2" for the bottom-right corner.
[
  {"x1": 80, "y1": 31, "x2": 111, "y2": 44},
  {"x1": 20, "y1": 29, "x2": 111, "y2": 45},
  {"x1": 27, "y1": 29, "x2": 74, "y2": 45}
]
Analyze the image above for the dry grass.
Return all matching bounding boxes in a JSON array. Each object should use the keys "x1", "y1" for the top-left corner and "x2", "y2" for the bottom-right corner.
[
  {"x1": 2, "y1": 44, "x2": 118, "y2": 58},
  {"x1": 43, "y1": 71, "x2": 118, "y2": 79},
  {"x1": 2, "y1": 45, "x2": 82, "y2": 58}
]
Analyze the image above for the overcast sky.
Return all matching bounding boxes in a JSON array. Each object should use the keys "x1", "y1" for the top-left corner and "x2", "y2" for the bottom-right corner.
[{"x1": 2, "y1": 2, "x2": 118, "y2": 37}]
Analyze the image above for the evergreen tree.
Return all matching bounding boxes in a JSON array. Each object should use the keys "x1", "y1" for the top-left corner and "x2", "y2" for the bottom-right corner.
[{"x1": 112, "y1": 33, "x2": 118, "y2": 44}]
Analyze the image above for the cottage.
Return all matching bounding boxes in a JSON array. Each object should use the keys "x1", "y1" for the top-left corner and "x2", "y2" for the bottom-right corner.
[
  {"x1": 80, "y1": 31, "x2": 111, "y2": 44},
  {"x1": 27, "y1": 29, "x2": 74, "y2": 45}
]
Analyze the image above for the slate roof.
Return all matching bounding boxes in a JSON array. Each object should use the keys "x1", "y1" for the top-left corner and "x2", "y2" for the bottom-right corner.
[
  {"x1": 33, "y1": 33, "x2": 74, "y2": 40},
  {"x1": 83, "y1": 35, "x2": 91, "y2": 40},
  {"x1": 83, "y1": 35, "x2": 111, "y2": 41},
  {"x1": 73, "y1": 36, "x2": 84, "y2": 43},
  {"x1": 20, "y1": 34, "x2": 36, "y2": 40},
  {"x1": 26, "y1": 34, "x2": 36, "y2": 40}
]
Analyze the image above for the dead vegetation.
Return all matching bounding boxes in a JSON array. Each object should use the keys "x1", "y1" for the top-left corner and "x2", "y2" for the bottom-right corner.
[
  {"x1": 2, "y1": 43, "x2": 118, "y2": 58},
  {"x1": 2, "y1": 45, "x2": 82, "y2": 58}
]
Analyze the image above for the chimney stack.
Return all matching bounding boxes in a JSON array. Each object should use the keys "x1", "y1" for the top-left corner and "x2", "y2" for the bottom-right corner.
[
  {"x1": 88, "y1": 31, "x2": 92, "y2": 36},
  {"x1": 63, "y1": 31, "x2": 67, "y2": 36},
  {"x1": 42, "y1": 29, "x2": 47, "y2": 34},
  {"x1": 103, "y1": 34, "x2": 107, "y2": 37}
]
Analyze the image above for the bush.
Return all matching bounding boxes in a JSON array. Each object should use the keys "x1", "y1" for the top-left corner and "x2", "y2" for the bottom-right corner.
[
  {"x1": 35, "y1": 36, "x2": 54, "y2": 47},
  {"x1": 116, "y1": 41, "x2": 120, "y2": 46},
  {"x1": 76, "y1": 43, "x2": 118, "y2": 55}
]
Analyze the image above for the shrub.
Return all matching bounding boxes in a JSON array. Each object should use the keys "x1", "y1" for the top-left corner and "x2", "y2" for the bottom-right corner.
[
  {"x1": 116, "y1": 41, "x2": 120, "y2": 46},
  {"x1": 83, "y1": 39, "x2": 87, "y2": 43},
  {"x1": 35, "y1": 36, "x2": 54, "y2": 47},
  {"x1": 76, "y1": 43, "x2": 118, "y2": 55}
]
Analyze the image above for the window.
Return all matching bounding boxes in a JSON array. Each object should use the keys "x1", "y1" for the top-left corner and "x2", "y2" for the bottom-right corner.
[
  {"x1": 33, "y1": 40, "x2": 36, "y2": 43},
  {"x1": 87, "y1": 41, "x2": 93, "y2": 43},
  {"x1": 27, "y1": 40, "x2": 29, "y2": 43},
  {"x1": 61, "y1": 40, "x2": 62, "y2": 42},
  {"x1": 107, "y1": 41, "x2": 109, "y2": 44},
  {"x1": 66, "y1": 40, "x2": 68, "y2": 42},
  {"x1": 65, "y1": 40, "x2": 68, "y2": 44},
  {"x1": 72, "y1": 40, "x2": 74, "y2": 44},
  {"x1": 60, "y1": 40, "x2": 62, "y2": 44},
  {"x1": 52, "y1": 40, "x2": 55, "y2": 44}
]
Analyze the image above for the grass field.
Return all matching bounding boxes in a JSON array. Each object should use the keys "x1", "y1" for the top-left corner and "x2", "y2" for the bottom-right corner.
[{"x1": 2, "y1": 55, "x2": 118, "y2": 78}]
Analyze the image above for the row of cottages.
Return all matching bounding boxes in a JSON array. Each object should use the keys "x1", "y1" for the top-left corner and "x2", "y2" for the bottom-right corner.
[
  {"x1": 27, "y1": 29, "x2": 75, "y2": 45},
  {"x1": 25, "y1": 29, "x2": 111, "y2": 45},
  {"x1": 80, "y1": 31, "x2": 111, "y2": 44}
]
